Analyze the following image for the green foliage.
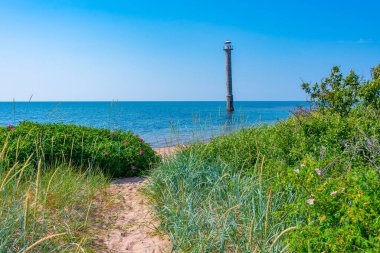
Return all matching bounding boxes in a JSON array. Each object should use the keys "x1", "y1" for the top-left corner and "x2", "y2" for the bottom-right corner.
[
  {"x1": 0, "y1": 121, "x2": 158, "y2": 177},
  {"x1": 286, "y1": 155, "x2": 380, "y2": 252},
  {"x1": 302, "y1": 64, "x2": 380, "y2": 115},
  {"x1": 360, "y1": 65, "x2": 380, "y2": 110},
  {"x1": 147, "y1": 64, "x2": 380, "y2": 252},
  {"x1": 187, "y1": 106, "x2": 380, "y2": 175}
]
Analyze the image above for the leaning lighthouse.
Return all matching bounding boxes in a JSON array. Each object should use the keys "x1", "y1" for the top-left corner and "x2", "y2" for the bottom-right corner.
[{"x1": 224, "y1": 40, "x2": 234, "y2": 112}]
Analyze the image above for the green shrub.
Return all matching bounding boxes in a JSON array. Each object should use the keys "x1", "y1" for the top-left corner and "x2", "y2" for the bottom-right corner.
[
  {"x1": 0, "y1": 121, "x2": 158, "y2": 177},
  {"x1": 286, "y1": 156, "x2": 380, "y2": 252}
]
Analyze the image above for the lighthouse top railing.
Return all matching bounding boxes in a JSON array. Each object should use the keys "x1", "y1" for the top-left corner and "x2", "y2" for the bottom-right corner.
[{"x1": 224, "y1": 45, "x2": 233, "y2": 50}]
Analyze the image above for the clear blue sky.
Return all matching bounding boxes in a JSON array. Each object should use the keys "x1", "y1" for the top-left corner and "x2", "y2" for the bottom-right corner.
[{"x1": 0, "y1": 0, "x2": 379, "y2": 101}]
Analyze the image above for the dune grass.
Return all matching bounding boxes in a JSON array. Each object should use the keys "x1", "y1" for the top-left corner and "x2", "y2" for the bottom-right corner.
[
  {"x1": 145, "y1": 147, "x2": 297, "y2": 252},
  {"x1": 0, "y1": 138, "x2": 108, "y2": 252}
]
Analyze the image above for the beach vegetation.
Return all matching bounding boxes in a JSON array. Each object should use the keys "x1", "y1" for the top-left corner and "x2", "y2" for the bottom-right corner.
[
  {"x1": 146, "y1": 64, "x2": 380, "y2": 252},
  {"x1": 0, "y1": 146, "x2": 108, "y2": 252},
  {"x1": 0, "y1": 121, "x2": 158, "y2": 177},
  {"x1": 0, "y1": 116, "x2": 161, "y2": 251}
]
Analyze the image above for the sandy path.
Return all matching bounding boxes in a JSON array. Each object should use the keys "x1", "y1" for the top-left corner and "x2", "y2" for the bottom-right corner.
[
  {"x1": 90, "y1": 147, "x2": 179, "y2": 252},
  {"x1": 154, "y1": 145, "x2": 183, "y2": 158},
  {"x1": 91, "y1": 177, "x2": 171, "y2": 253}
]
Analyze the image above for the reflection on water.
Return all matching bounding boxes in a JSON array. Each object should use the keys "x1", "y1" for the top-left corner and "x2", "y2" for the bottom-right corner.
[{"x1": 224, "y1": 111, "x2": 234, "y2": 133}]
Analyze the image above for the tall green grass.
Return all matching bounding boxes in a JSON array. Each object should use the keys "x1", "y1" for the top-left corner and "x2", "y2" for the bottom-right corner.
[
  {"x1": 145, "y1": 147, "x2": 297, "y2": 252},
  {"x1": 0, "y1": 140, "x2": 108, "y2": 252}
]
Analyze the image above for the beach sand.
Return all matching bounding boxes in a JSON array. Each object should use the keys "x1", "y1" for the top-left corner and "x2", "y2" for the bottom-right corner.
[
  {"x1": 153, "y1": 145, "x2": 185, "y2": 158},
  {"x1": 90, "y1": 146, "x2": 183, "y2": 252},
  {"x1": 90, "y1": 177, "x2": 171, "y2": 253}
]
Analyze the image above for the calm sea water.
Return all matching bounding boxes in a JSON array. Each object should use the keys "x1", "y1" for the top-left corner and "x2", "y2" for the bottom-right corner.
[{"x1": 0, "y1": 101, "x2": 308, "y2": 147}]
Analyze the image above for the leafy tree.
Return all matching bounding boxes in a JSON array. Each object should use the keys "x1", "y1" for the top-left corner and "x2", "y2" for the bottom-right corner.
[
  {"x1": 359, "y1": 64, "x2": 380, "y2": 110},
  {"x1": 302, "y1": 64, "x2": 380, "y2": 115},
  {"x1": 301, "y1": 66, "x2": 361, "y2": 116}
]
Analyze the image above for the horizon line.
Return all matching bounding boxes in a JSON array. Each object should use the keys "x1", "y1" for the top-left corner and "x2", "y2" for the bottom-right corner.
[{"x1": 0, "y1": 100, "x2": 308, "y2": 103}]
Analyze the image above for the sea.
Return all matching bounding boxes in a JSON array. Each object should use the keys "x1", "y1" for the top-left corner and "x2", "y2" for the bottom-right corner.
[{"x1": 0, "y1": 101, "x2": 308, "y2": 148}]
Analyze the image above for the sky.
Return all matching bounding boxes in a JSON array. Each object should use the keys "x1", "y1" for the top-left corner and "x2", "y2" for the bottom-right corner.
[{"x1": 0, "y1": 0, "x2": 379, "y2": 101}]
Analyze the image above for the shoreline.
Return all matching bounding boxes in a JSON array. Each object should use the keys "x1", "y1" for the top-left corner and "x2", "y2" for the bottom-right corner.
[{"x1": 153, "y1": 145, "x2": 185, "y2": 157}]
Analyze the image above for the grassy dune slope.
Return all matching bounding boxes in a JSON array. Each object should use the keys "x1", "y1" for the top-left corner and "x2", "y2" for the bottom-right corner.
[{"x1": 146, "y1": 65, "x2": 380, "y2": 252}]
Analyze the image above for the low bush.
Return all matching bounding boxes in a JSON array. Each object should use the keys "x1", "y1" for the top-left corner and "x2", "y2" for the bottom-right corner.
[
  {"x1": 286, "y1": 157, "x2": 380, "y2": 252},
  {"x1": 0, "y1": 121, "x2": 158, "y2": 177}
]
